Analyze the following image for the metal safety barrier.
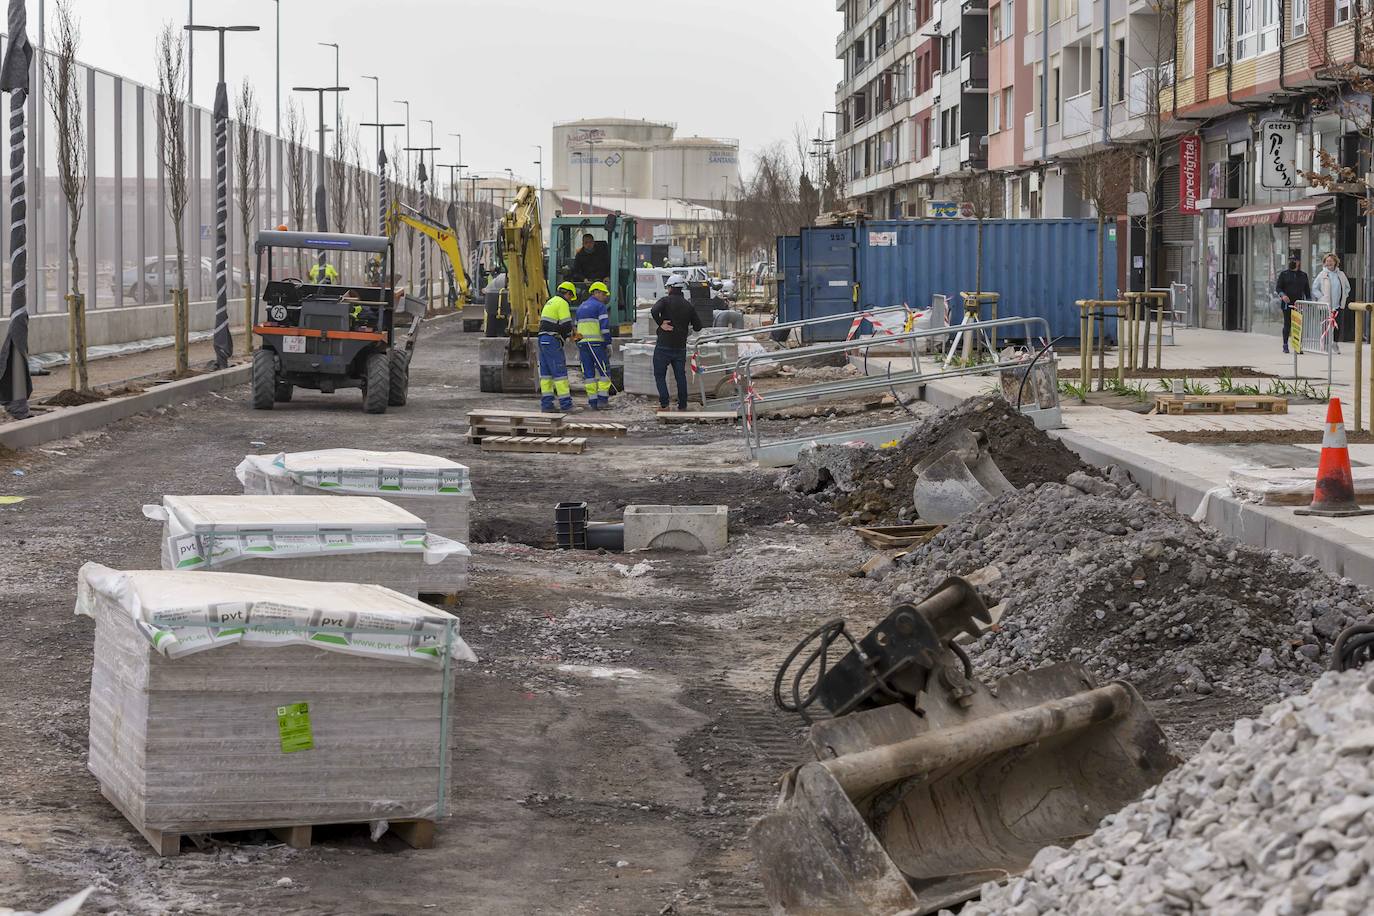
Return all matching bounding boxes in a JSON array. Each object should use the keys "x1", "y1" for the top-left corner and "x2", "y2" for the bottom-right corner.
[{"x1": 732, "y1": 315, "x2": 1054, "y2": 464}]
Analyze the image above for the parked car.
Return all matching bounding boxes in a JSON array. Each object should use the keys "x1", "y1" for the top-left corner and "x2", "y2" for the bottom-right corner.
[{"x1": 113, "y1": 255, "x2": 245, "y2": 302}]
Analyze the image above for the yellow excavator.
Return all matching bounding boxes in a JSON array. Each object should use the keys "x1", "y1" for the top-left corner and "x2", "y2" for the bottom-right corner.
[
  {"x1": 382, "y1": 201, "x2": 471, "y2": 307},
  {"x1": 477, "y1": 185, "x2": 546, "y2": 393}
]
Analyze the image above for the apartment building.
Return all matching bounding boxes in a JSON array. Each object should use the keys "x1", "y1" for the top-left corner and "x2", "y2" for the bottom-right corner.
[{"x1": 835, "y1": 0, "x2": 1177, "y2": 227}]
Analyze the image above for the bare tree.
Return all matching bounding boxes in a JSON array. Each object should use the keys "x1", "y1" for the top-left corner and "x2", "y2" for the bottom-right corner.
[
  {"x1": 45, "y1": 0, "x2": 88, "y2": 393},
  {"x1": 350, "y1": 127, "x2": 371, "y2": 238},
  {"x1": 330, "y1": 118, "x2": 352, "y2": 236},
  {"x1": 1075, "y1": 146, "x2": 1135, "y2": 297},
  {"x1": 734, "y1": 141, "x2": 815, "y2": 257},
  {"x1": 234, "y1": 79, "x2": 260, "y2": 349},
  {"x1": 284, "y1": 101, "x2": 308, "y2": 275},
  {"x1": 155, "y1": 23, "x2": 191, "y2": 375},
  {"x1": 956, "y1": 171, "x2": 1004, "y2": 295},
  {"x1": 1135, "y1": 0, "x2": 1179, "y2": 365}
]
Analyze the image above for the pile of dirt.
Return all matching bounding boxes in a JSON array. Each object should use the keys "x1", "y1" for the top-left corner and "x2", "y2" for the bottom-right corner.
[
  {"x1": 42, "y1": 388, "x2": 106, "y2": 408},
  {"x1": 958, "y1": 670, "x2": 1374, "y2": 916},
  {"x1": 884, "y1": 472, "x2": 1367, "y2": 708},
  {"x1": 785, "y1": 396, "x2": 1090, "y2": 524}
]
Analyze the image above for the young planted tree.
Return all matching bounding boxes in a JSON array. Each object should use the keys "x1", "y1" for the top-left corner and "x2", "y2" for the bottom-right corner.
[
  {"x1": 1075, "y1": 146, "x2": 1135, "y2": 298},
  {"x1": 330, "y1": 119, "x2": 352, "y2": 236},
  {"x1": 350, "y1": 128, "x2": 371, "y2": 238},
  {"x1": 155, "y1": 25, "x2": 191, "y2": 375},
  {"x1": 1133, "y1": 0, "x2": 1179, "y2": 366},
  {"x1": 45, "y1": 0, "x2": 88, "y2": 393},
  {"x1": 956, "y1": 171, "x2": 1003, "y2": 295},
  {"x1": 234, "y1": 79, "x2": 260, "y2": 350},
  {"x1": 284, "y1": 100, "x2": 308, "y2": 274}
]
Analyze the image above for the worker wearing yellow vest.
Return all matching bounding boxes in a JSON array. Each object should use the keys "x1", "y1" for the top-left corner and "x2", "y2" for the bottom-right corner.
[
  {"x1": 309, "y1": 260, "x2": 339, "y2": 284},
  {"x1": 575, "y1": 282, "x2": 613, "y2": 409},
  {"x1": 538, "y1": 281, "x2": 576, "y2": 412}
]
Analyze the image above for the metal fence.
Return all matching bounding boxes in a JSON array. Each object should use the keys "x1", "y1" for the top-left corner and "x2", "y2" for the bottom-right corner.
[{"x1": 0, "y1": 34, "x2": 475, "y2": 320}]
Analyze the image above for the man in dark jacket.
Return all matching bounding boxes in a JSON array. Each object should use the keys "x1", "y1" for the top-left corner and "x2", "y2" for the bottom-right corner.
[
  {"x1": 650, "y1": 275, "x2": 703, "y2": 410},
  {"x1": 1276, "y1": 257, "x2": 1310, "y2": 354}
]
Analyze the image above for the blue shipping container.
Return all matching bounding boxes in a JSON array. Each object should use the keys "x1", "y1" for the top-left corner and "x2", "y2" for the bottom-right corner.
[
  {"x1": 790, "y1": 219, "x2": 1117, "y2": 343},
  {"x1": 777, "y1": 236, "x2": 802, "y2": 324}
]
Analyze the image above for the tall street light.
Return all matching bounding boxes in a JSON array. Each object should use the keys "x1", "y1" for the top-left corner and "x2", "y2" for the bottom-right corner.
[
  {"x1": 186, "y1": 22, "x2": 260, "y2": 370},
  {"x1": 270, "y1": 0, "x2": 280, "y2": 135},
  {"x1": 393, "y1": 99, "x2": 411, "y2": 183},
  {"x1": 448, "y1": 133, "x2": 462, "y2": 176},
  {"x1": 293, "y1": 85, "x2": 348, "y2": 275},
  {"x1": 317, "y1": 41, "x2": 340, "y2": 139}
]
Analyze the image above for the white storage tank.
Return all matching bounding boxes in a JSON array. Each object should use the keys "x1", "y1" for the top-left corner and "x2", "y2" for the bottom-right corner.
[
  {"x1": 651, "y1": 138, "x2": 740, "y2": 203},
  {"x1": 551, "y1": 118, "x2": 674, "y2": 194}
]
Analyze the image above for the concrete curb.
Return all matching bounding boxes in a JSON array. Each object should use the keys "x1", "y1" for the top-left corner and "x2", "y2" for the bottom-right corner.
[{"x1": 1, "y1": 364, "x2": 251, "y2": 450}]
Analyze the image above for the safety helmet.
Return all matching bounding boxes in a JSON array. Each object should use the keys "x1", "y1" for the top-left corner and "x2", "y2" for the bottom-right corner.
[
  {"x1": 665, "y1": 275, "x2": 688, "y2": 289},
  {"x1": 557, "y1": 281, "x2": 577, "y2": 296},
  {"x1": 588, "y1": 281, "x2": 610, "y2": 295}
]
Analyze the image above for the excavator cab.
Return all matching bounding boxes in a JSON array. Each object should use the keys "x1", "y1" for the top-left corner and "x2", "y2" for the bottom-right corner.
[{"x1": 547, "y1": 213, "x2": 638, "y2": 334}]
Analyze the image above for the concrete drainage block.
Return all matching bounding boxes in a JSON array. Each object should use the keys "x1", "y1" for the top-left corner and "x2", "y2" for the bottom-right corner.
[{"x1": 623, "y1": 505, "x2": 728, "y2": 553}]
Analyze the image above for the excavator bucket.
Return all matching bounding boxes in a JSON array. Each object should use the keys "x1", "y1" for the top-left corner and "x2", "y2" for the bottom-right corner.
[
  {"x1": 753, "y1": 579, "x2": 1177, "y2": 915},
  {"x1": 911, "y1": 429, "x2": 1013, "y2": 524}
]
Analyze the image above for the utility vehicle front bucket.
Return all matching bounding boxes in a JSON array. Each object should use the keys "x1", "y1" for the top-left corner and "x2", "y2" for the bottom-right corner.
[{"x1": 751, "y1": 662, "x2": 1175, "y2": 915}]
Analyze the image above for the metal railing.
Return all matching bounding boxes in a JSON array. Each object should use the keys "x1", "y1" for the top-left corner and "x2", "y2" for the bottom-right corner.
[
  {"x1": 733, "y1": 316, "x2": 1054, "y2": 458},
  {"x1": 1293, "y1": 298, "x2": 1336, "y2": 388}
]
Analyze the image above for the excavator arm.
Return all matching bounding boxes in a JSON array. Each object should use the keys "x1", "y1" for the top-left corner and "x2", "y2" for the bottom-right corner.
[
  {"x1": 384, "y1": 202, "x2": 470, "y2": 303},
  {"x1": 500, "y1": 185, "x2": 547, "y2": 339}
]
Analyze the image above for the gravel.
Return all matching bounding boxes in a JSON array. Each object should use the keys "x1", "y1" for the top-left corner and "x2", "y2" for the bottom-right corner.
[
  {"x1": 884, "y1": 471, "x2": 1369, "y2": 706},
  {"x1": 955, "y1": 670, "x2": 1374, "y2": 916}
]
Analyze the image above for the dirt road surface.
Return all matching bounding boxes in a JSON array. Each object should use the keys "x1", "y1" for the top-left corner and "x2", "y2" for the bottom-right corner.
[{"x1": 0, "y1": 316, "x2": 892, "y2": 914}]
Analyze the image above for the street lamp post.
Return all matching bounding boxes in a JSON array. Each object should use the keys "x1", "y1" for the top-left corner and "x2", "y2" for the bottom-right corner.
[
  {"x1": 293, "y1": 85, "x2": 348, "y2": 276},
  {"x1": 317, "y1": 42, "x2": 340, "y2": 139},
  {"x1": 361, "y1": 121, "x2": 403, "y2": 236},
  {"x1": 270, "y1": 0, "x2": 280, "y2": 135},
  {"x1": 533, "y1": 145, "x2": 542, "y2": 203},
  {"x1": 393, "y1": 99, "x2": 411, "y2": 182},
  {"x1": 186, "y1": 22, "x2": 260, "y2": 370}
]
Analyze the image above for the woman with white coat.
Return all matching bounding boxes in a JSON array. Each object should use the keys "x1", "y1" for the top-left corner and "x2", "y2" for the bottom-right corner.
[{"x1": 1314, "y1": 253, "x2": 1351, "y2": 354}]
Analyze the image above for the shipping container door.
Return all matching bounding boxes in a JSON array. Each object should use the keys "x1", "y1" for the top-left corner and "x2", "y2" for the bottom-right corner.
[
  {"x1": 776, "y1": 236, "x2": 802, "y2": 324},
  {"x1": 801, "y1": 228, "x2": 857, "y2": 342}
]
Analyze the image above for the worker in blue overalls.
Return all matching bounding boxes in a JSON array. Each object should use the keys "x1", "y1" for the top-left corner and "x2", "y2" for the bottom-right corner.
[
  {"x1": 538, "y1": 281, "x2": 577, "y2": 412},
  {"x1": 575, "y1": 281, "x2": 613, "y2": 410}
]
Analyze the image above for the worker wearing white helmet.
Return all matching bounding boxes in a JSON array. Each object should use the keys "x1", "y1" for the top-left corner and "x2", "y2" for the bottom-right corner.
[{"x1": 649, "y1": 275, "x2": 702, "y2": 411}]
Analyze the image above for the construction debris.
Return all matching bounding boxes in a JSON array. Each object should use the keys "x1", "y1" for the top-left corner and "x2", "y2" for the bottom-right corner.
[
  {"x1": 956, "y1": 670, "x2": 1374, "y2": 916},
  {"x1": 886, "y1": 472, "x2": 1368, "y2": 715}
]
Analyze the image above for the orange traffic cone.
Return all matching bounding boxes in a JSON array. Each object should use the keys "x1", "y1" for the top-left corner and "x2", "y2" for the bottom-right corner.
[{"x1": 1296, "y1": 397, "x2": 1374, "y2": 517}]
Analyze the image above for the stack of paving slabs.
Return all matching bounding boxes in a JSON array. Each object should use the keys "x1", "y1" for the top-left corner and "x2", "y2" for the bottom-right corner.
[
  {"x1": 236, "y1": 450, "x2": 474, "y2": 594},
  {"x1": 145, "y1": 495, "x2": 468, "y2": 597},
  {"x1": 78, "y1": 563, "x2": 476, "y2": 854}
]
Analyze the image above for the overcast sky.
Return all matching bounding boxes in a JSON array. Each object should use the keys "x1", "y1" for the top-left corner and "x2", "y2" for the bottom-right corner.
[{"x1": 51, "y1": 0, "x2": 841, "y2": 181}]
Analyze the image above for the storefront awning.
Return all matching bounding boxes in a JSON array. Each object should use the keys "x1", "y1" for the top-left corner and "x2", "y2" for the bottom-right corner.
[
  {"x1": 1281, "y1": 196, "x2": 1335, "y2": 225},
  {"x1": 1225, "y1": 204, "x2": 1283, "y2": 227}
]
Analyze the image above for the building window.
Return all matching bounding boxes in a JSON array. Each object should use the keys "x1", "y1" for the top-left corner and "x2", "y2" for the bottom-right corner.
[
  {"x1": 991, "y1": 3, "x2": 1003, "y2": 42},
  {"x1": 1177, "y1": 2, "x2": 1194, "y2": 78},
  {"x1": 1213, "y1": 0, "x2": 1229, "y2": 64},
  {"x1": 1235, "y1": 0, "x2": 1255, "y2": 60},
  {"x1": 1007, "y1": 0, "x2": 1015, "y2": 32},
  {"x1": 1258, "y1": 0, "x2": 1278, "y2": 53},
  {"x1": 1336, "y1": 0, "x2": 1352, "y2": 23},
  {"x1": 1052, "y1": 66, "x2": 1062, "y2": 122},
  {"x1": 991, "y1": 91, "x2": 1002, "y2": 132},
  {"x1": 1293, "y1": 0, "x2": 1308, "y2": 35},
  {"x1": 1115, "y1": 38, "x2": 1126, "y2": 102},
  {"x1": 1004, "y1": 87, "x2": 1014, "y2": 128}
]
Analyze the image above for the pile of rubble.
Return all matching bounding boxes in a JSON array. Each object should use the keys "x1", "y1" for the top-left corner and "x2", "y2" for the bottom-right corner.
[
  {"x1": 885, "y1": 472, "x2": 1366, "y2": 705},
  {"x1": 956, "y1": 670, "x2": 1374, "y2": 916},
  {"x1": 783, "y1": 396, "x2": 1088, "y2": 524}
]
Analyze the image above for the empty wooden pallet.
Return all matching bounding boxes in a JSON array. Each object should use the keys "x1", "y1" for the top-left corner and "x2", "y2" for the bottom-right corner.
[
  {"x1": 1151, "y1": 394, "x2": 1288, "y2": 416},
  {"x1": 479, "y1": 435, "x2": 588, "y2": 455},
  {"x1": 854, "y1": 523, "x2": 945, "y2": 549},
  {"x1": 564, "y1": 421, "x2": 628, "y2": 438},
  {"x1": 466, "y1": 409, "x2": 568, "y2": 443}
]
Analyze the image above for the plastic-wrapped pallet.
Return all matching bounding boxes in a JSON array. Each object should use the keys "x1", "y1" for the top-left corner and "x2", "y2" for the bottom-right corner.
[
  {"x1": 78, "y1": 563, "x2": 475, "y2": 853},
  {"x1": 235, "y1": 449, "x2": 474, "y2": 544},
  {"x1": 145, "y1": 494, "x2": 469, "y2": 596}
]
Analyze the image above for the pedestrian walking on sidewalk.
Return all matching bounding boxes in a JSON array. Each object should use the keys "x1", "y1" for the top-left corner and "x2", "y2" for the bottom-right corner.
[
  {"x1": 1276, "y1": 257, "x2": 1311, "y2": 355},
  {"x1": 650, "y1": 275, "x2": 702, "y2": 411},
  {"x1": 1315, "y1": 253, "x2": 1351, "y2": 355}
]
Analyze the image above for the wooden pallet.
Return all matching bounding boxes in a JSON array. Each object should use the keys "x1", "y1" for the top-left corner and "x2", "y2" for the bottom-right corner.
[
  {"x1": 564, "y1": 421, "x2": 628, "y2": 438},
  {"x1": 854, "y1": 523, "x2": 945, "y2": 549},
  {"x1": 1151, "y1": 394, "x2": 1288, "y2": 416},
  {"x1": 656, "y1": 410, "x2": 738, "y2": 424},
  {"x1": 479, "y1": 435, "x2": 588, "y2": 455},
  {"x1": 466, "y1": 409, "x2": 567, "y2": 439},
  {"x1": 100, "y1": 784, "x2": 435, "y2": 856},
  {"x1": 467, "y1": 423, "x2": 568, "y2": 443}
]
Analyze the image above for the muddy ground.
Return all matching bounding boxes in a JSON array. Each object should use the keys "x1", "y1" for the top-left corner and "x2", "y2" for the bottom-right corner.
[{"x1": 0, "y1": 316, "x2": 905, "y2": 915}]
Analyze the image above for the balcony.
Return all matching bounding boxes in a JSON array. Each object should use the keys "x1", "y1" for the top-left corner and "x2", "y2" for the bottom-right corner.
[
  {"x1": 960, "y1": 133, "x2": 988, "y2": 168},
  {"x1": 962, "y1": 0, "x2": 989, "y2": 12},
  {"x1": 1062, "y1": 90, "x2": 1094, "y2": 139},
  {"x1": 1128, "y1": 65, "x2": 1173, "y2": 118},
  {"x1": 1024, "y1": 110, "x2": 1041, "y2": 152},
  {"x1": 960, "y1": 51, "x2": 989, "y2": 91}
]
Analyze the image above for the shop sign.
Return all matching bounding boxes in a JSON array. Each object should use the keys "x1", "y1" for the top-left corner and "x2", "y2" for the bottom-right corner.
[
  {"x1": 1260, "y1": 120, "x2": 1298, "y2": 189},
  {"x1": 1179, "y1": 135, "x2": 1202, "y2": 214}
]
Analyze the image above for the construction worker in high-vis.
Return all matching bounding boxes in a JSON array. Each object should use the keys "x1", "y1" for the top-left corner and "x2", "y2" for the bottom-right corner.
[
  {"x1": 575, "y1": 281, "x2": 613, "y2": 410},
  {"x1": 538, "y1": 281, "x2": 576, "y2": 412},
  {"x1": 308, "y1": 259, "x2": 339, "y2": 284}
]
